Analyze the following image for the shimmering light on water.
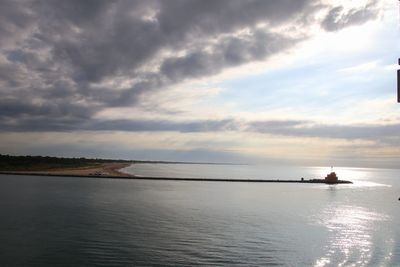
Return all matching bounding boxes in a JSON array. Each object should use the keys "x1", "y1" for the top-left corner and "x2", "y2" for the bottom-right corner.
[{"x1": 314, "y1": 205, "x2": 389, "y2": 267}]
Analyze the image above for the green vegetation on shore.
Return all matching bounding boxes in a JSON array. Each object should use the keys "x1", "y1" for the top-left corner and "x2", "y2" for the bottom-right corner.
[{"x1": 0, "y1": 154, "x2": 129, "y2": 171}]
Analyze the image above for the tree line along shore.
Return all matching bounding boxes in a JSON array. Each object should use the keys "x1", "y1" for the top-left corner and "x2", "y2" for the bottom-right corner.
[{"x1": 0, "y1": 154, "x2": 130, "y2": 172}]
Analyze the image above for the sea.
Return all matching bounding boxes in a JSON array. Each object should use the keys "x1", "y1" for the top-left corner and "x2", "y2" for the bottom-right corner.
[{"x1": 0, "y1": 164, "x2": 399, "y2": 266}]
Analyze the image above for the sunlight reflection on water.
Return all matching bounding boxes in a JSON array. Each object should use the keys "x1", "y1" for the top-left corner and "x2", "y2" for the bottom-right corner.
[{"x1": 314, "y1": 205, "x2": 390, "y2": 267}]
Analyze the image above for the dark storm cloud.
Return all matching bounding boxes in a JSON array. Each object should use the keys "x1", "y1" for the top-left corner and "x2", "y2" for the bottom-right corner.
[{"x1": 0, "y1": 0, "x2": 381, "y2": 132}]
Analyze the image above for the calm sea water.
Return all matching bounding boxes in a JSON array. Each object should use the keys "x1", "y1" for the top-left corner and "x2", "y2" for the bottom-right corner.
[{"x1": 0, "y1": 164, "x2": 399, "y2": 266}]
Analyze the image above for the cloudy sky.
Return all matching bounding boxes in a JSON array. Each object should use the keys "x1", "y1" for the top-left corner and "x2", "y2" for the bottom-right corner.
[{"x1": 0, "y1": 0, "x2": 399, "y2": 167}]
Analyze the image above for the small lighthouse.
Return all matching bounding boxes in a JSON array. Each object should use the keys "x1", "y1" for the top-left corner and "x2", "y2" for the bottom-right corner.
[{"x1": 324, "y1": 171, "x2": 338, "y2": 184}]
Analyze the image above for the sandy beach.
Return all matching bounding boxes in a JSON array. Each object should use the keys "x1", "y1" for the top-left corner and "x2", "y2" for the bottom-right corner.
[{"x1": 1, "y1": 162, "x2": 134, "y2": 178}]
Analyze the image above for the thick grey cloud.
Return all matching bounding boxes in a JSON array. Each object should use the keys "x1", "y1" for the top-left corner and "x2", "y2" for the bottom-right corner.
[
  {"x1": 89, "y1": 118, "x2": 238, "y2": 132},
  {"x1": 1, "y1": 114, "x2": 398, "y2": 146},
  {"x1": 0, "y1": 0, "x2": 381, "y2": 132},
  {"x1": 0, "y1": 98, "x2": 95, "y2": 118},
  {"x1": 160, "y1": 30, "x2": 298, "y2": 82},
  {"x1": 0, "y1": 117, "x2": 238, "y2": 133},
  {"x1": 248, "y1": 120, "x2": 400, "y2": 141},
  {"x1": 321, "y1": 0, "x2": 380, "y2": 31}
]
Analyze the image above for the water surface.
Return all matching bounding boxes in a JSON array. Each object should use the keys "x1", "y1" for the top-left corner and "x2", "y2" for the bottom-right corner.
[{"x1": 0, "y1": 165, "x2": 399, "y2": 266}]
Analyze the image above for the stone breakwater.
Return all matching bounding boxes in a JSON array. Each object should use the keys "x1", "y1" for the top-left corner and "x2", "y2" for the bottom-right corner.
[{"x1": 0, "y1": 172, "x2": 352, "y2": 184}]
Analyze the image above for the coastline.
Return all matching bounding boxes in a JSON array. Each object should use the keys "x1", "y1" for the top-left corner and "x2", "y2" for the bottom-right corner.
[
  {"x1": 0, "y1": 162, "x2": 134, "y2": 178},
  {"x1": 0, "y1": 166, "x2": 352, "y2": 184}
]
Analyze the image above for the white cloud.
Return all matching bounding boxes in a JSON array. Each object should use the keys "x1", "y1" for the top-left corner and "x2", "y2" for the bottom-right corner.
[{"x1": 338, "y1": 60, "x2": 379, "y2": 73}]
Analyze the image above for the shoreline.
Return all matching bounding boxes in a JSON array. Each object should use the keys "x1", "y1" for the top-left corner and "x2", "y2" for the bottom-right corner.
[
  {"x1": 0, "y1": 170, "x2": 352, "y2": 184},
  {"x1": 0, "y1": 162, "x2": 134, "y2": 178}
]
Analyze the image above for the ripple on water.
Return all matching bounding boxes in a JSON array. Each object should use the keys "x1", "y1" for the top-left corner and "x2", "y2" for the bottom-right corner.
[{"x1": 313, "y1": 205, "x2": 392, "y2": 267}]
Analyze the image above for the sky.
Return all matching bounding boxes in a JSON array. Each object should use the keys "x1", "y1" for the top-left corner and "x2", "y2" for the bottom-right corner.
[{"x1": 0, "y1": 0, "x2": 399, "y2": 168}]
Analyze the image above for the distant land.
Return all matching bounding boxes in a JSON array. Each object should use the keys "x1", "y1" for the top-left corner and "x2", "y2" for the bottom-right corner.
[
  {"x1": 0, "y1": 154, "x2": 243, "y2": 180},
  {"x1": 0, "y1": 154, "x2": 352, "y2": 184},
  {"x1": 0, "y1": 154, "x2": 241, "y2": 172},
  {"x1": 0, "y1": 154, "x2": 128, "y2": 172}
]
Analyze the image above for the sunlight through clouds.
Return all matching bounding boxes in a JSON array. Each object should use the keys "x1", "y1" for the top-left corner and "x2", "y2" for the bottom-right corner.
[{"x1": 0, "y1": 0, "x2": 398, "y2": 167}]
